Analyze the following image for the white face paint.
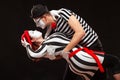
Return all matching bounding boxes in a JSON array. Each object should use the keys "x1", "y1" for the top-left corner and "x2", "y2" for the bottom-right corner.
[
  {"x1": 34, "y1": 18, "x2": 46, "y2": 29},
  {"x1": 28, "y1": 30, "x2": 42, "y2": 38}
]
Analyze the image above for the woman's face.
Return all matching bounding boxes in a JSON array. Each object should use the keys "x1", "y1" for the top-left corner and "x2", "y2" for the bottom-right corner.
[
  {"x1": 31, "y1": 36, "x2": 44, "y2": 46},
  {"x1": 28, "y1": 30, "x2": 44, "y2": 49}
]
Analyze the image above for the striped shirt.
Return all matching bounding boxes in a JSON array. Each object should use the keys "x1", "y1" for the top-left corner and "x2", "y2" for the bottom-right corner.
[
  {"x1": 26, "y1": 32, "x2": 104, "y2": 80},
  {"x1": 53, "y1": 8, "x2": 98, "y2": 47}
]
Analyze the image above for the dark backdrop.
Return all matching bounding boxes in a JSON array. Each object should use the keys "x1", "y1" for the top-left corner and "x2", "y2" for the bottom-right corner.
[{"x1": 0, "y1": 0, "x2": 120, "y2": 80}]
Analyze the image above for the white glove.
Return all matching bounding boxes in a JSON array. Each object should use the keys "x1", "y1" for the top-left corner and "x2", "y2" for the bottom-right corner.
[
  {"x1": 60, "y1": 51, "x2": 69, "y2": 60},
  {"x1": 21, "y1": 38, "x2": 30, "y2": 47},
  {"x1": 46, "y1": 46, "x2": 56, "y2": 60}
]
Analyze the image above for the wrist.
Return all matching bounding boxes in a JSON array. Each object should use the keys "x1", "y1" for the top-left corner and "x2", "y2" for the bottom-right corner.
[{"x1": 61, "y1": 50, "x2": 69, "y2": 60}]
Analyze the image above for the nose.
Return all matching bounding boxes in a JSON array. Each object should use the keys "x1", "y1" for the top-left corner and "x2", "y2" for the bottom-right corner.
[{"x1": 31, "y1": 39, "x2": 36, "y2": 42}]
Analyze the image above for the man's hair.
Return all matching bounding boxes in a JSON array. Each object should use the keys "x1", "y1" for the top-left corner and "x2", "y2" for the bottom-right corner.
[{"x1": 31, "y1": 4, "x2": 49, "y2": 18}]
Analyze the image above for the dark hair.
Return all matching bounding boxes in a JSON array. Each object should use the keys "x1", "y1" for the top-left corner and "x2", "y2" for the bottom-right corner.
[{"x1": 31, "y1": 4, "x2": 49, "y2": 18}]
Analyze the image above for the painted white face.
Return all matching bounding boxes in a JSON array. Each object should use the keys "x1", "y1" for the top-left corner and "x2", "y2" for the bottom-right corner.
[
  {"x1": 28, "y1": 30, "x2": 43, "y2": 48},
  {"x1": 33, "y1": 18, "x2": 46, "y2": 29},
  {"x1": 28, "y1": 30, "x2": 42, "y2": 38}
]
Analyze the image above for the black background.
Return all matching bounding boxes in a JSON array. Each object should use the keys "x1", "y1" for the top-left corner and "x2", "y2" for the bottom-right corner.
[{"x1": 0, "y1": 0, "x2": 120, "y2": 80}]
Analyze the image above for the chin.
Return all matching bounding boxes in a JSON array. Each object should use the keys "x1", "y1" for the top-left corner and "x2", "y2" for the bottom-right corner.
[{"x1": 32, "y1": 43, "x2": 40, "y2": 50}]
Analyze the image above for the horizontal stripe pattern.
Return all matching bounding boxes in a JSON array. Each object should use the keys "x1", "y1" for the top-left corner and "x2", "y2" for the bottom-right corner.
[{"x1": 26, "y1": 32, "x2": 104, "y2": 80}]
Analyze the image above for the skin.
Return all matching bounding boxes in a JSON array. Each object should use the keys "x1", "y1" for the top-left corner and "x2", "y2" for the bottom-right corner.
[{"x1": 113, "y1": 73, "x2": 120, "y2": 80}]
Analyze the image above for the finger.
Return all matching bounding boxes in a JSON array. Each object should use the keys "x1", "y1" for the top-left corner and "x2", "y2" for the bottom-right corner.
[
  {"x1": 21, "y1": 40, "x2": 24, "y2": 44},
  {"x1": 23, "y1": 38, "x2": 26, "y2": 41}
]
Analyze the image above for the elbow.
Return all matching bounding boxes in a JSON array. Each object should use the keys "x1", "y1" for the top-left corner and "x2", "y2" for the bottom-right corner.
[
  {"x1": 77, "y1": 30, "x2": 85, "y2": 38},
  {"x1": 82, "y1": 30, "x2": 85, "y2": 37}
]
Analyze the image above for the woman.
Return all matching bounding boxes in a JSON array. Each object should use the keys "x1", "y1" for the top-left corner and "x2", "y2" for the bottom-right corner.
[{"x1": 21, "y1": 30, "x2": 120, "y2": 80}]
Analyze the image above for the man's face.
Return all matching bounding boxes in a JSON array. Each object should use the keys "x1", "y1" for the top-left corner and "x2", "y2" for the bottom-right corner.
[{"x1": 33, "y1": 16, "x2": 47, "y2": 29}]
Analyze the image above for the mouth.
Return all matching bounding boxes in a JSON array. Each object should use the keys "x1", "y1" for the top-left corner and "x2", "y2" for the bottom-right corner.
[
  {"x1": 32, "y1": 42, "x2": 41, "y2": 46},
  {"x1": 31, "y1": 42, "x2": 42, "y2": 50}
]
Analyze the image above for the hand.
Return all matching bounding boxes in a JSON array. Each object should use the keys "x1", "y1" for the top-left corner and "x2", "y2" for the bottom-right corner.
[
  {"x1": 46, "y1": 46, "x2": 56, "y2": 60},
  {"x1": 61, "y1": 51, "x2": 69, "y2": 60},
  {"x1": 21, "y1": 38, "x2": 30, "y2": 48},
  {"x1": 47, "y1": 53, "x2": 56, "y2": 60}
]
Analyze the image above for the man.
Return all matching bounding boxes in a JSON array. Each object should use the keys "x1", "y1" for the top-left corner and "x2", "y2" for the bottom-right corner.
[
  {"x1": 21, "y1": 30, "x2": 120, "y2": 80},
  {"x1": 30, "y1": 4, "x2": 104, "y2": 80}
]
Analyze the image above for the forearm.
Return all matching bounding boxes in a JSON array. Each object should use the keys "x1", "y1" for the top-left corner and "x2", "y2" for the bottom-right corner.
[
  {"x1": 63, "y1": 15, "x2": 85, "y2": 52},
  {"x1": 63, "y1": 32, "x2": 85, "y2": 52}
]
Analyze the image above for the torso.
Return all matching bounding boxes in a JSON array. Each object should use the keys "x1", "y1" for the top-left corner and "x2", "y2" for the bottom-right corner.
[{"x1": 54, "y1": 8, "x2": 98, "y2": 47}]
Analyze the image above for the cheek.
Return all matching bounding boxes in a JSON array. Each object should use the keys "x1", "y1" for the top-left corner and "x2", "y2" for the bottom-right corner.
[
  {"x1": 31, "y1": 38, "x2": 38, "y2": 43},
  {"x1": 35, "y1": 38, "x2": 42, "y2": 43},
  {"x1": 43, "y1": 18, "x2": 49, "y2": 25},
  {"x1": 32, "y1": 43, "x2": 40, "y2": 50},
  {"x1": 31, "y1": 39, "x2": 35, "y2": 42}
]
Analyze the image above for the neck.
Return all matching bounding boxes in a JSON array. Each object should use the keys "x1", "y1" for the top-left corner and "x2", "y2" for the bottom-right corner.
[{"x1": 49, "y1": 15, "x2": 56, "y2": 23}]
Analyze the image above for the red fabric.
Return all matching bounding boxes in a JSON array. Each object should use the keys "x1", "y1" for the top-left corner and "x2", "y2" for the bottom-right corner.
[
  {"x1": 21, "y1": 30, "x2": 32, "y2": 45},
  {"x1": 94, "y1": 51, "x2": 105, "y2": 55},
  {"x1": 51, "y1": 22, "x2": 56, "y2": 29},
  {"x1": 69, "y1": 47, "x2": 104, "y2": 73},
  {"x1": 69, "y1": 48, "x2": 82, "y2": 58}
]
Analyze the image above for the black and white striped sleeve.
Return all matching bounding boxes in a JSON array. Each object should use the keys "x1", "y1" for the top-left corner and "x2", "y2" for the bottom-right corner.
[
  {"x1": 59, "y1": 8, "x2": 73, "y2": 21},
  {"x1": 25, "y1": 45, "x2": 48, "y2": 59}
]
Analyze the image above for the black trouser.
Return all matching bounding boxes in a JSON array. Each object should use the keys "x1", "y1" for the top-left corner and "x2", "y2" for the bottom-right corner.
[{"x1": 91, "y1": 53, "x2": 120, "y2": 80}]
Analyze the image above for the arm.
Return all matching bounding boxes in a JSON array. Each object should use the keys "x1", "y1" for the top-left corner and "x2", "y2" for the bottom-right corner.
[{"x1": 63, "y1": 15, "x2": 85, "y2": 52}]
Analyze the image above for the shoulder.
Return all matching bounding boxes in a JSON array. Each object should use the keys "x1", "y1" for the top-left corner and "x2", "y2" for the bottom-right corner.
[
  {"x1": 50, "y1": 8, "x2": 72, "y2": 15},
  {"x1": 57, "y1": 8, "x2": 74, "y2": 20},
  {"x1": 59, "y1": 8, "x2": 73, "y2": 13}
]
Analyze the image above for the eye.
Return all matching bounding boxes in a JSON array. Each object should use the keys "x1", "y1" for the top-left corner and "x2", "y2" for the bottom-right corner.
[
  {"x1": 37, "y1": 18, "x2": 41, "y2": 22},
  {"x1": 34, "y1": 18, "x2": 41, "y2": 23}
]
